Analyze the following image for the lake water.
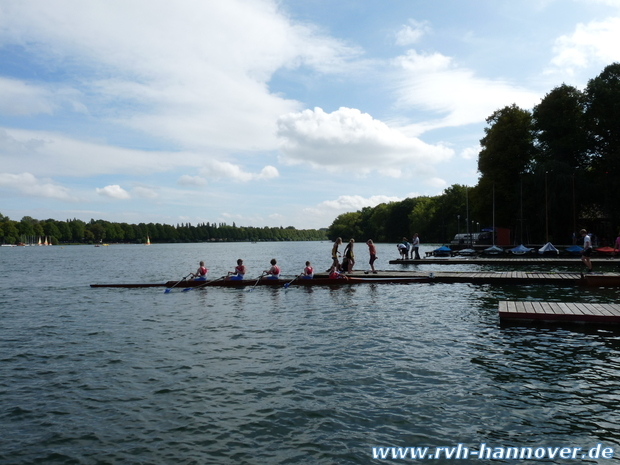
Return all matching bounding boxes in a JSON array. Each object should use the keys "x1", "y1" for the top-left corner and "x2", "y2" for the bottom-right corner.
[{"x1": 2, "y1": 242, "x2": 620, "y2": 464}]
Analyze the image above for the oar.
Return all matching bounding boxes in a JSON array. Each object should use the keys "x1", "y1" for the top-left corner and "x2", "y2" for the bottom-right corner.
[
  {"x1": 283, "y1": 273, "x2": 303, "y2": 289},
  {"x1": 247, "y1": 273, "x2": 266, "y2": 292},
  {"x1": 164, "y1": 273, "x2": 192, "y2": 293},
  {"x1": 183, "y1": 275, "x2": 226, "y2": 291}
]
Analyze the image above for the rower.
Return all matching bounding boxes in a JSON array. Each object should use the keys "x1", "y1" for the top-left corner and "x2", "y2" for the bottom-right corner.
[
  {"x1": 190, "y1": 261, "x2": 208, "y2": 281},
  {"x1": 328, "y1": 263, "x2": 346, "y2": 279},
  {"x1": 227, "y1": 259, "x2": 246, "y2": 280},
  {"x1": 302, "y1": 261, "x2": 314, "y2": 279},
  {"x1": 263, "y1": 258, "x2": 281, "y2": 279}
]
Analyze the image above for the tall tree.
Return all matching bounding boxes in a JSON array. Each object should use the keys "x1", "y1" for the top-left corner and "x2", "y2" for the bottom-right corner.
[
  {"x1": 585, "y1": 62, "x2": 620, "y2": 236},
  {"x1": 327, "y1": 212, "x2": 362, "y2": 241},
  {"x1": 533, "y1": 84, "x2": 589, "y2": 170},
  {"x1": 475, "y1": 104, "x2": 535, "y2": 238},
  {"x1": 532, "y1": 84, "x2": 589, "y2": 241}
]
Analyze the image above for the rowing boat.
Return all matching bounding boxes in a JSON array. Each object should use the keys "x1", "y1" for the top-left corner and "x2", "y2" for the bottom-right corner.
[{"x1": 90, "y1": 275, "x2": 431, "y2": 289}]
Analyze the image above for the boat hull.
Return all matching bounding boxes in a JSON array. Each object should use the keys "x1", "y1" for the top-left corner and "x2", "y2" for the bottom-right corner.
[{"x1": 91, "y1": 276, "x2": 430, "y2": 289}]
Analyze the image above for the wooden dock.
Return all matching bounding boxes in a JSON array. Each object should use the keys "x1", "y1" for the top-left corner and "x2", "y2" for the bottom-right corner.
[
  {"x1": 340, "y1": 271, "x2": 620, "y2": 287},
  {"x1": 498, "y1": 301, "x2": 620, "y2": 324},
  {"x1": 389, "y1": 257, "x2": 620, "y2": 266}
]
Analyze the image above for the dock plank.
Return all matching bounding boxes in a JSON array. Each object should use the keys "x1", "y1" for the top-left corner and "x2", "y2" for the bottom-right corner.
[
  {"x1": 547, "y1": 302, "x2": 563, "y2": 315},
  {"x1": 499, "y1": 300, "x2": 620, "y2": 324},
  {"x1": 338, "y1": 270, "x2": 618, "y2": 287},
  {"x1": 390, "y1": 257, "x2": 618, "y2": 266}
]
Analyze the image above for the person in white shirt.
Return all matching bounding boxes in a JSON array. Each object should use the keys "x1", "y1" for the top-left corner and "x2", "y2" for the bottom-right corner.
[
  {"x1": 411, "y1": 233, "x2": 421, "y2": 260},
  {"x1": 580, "y1": 229, "x2": 593, "y2": 273}
]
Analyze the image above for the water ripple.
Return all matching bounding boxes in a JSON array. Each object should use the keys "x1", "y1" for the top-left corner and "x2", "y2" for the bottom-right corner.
[{"x1": 2, "y1": 245, "x2": 620, "y2": 463}]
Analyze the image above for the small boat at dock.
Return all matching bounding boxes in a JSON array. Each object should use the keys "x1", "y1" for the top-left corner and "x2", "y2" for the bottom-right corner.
[
  {"x1": 538, "y1": 242, "x2": 559, "y2": 256},
  {"x1": 432, "y1": 246, "x2": 452, "y2": 257},
  {"x1": 482, "y1": 245, "x2": 504, "y2": 256},
  {"x1": 565, "y1": 245, "x2": 583, "y2": 256},
  {"x1": 595, "y1": 247, "x2": 616, "y2": 257},
  {"x1": 508, "y1": 244, "x2": 533, "y2": 255}
]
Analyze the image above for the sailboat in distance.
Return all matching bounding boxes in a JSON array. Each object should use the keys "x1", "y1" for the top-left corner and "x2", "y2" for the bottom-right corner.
[{"x1": 145, "y1": 235, "x2": 151, "y2": 246}]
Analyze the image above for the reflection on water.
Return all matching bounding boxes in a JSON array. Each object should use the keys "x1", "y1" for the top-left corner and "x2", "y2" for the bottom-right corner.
[{"x1": 1, "y1": 243, "x2": 620, "y2": 464}]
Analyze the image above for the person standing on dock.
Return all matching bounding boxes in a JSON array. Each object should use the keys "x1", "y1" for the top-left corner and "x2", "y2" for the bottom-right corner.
[
  {"x1": 411, "y1": 233, "x2": 421, "y2": 260},
  {"x1": 329, "y1": 237, "x2": 343, "y2": 271},
  {"x1": 398, "y1": 237, "x2": 410, "y2": 260},
  {"x1": 580, "y1": 229, "x2": 593, "y2": 273},
  {"x1": 343, "y1": 239, "x2": 355, "y2": 273},
  {"x1": 366, "y1": 239, "x2": 377, "y2": 273}
]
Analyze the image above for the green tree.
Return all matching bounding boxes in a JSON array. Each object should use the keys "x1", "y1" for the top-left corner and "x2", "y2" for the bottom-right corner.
[
  {"x1": 68, "y1": 219, "x2": 86, "y2": 242},
  {"x1": 43, "y1": 221, "x2": 61, "y2": 242},
  {"x1": 531, "y1": 84, "x2": 590, "y2": 242},
  {"x1": 89, "y1": 223, "x2": 105, "y2": 242},
  {"x1": 327, "y1": 212, "x2": 362, "y2": 241},
  {"x1": 441, "y1": 184, "x2": 469, "y2": 240},
  {"x1": 2, "y1": 220, "x2": 19, "y2": 244},
  {"x1": 584, "y1": 62, "x2": 620, "y2": 236},
  {"x1": 409, "y1": 197, "x2": 439, "y2": 242},
  {"x1": 18, "y1": 218, "x2": 35, "y2": 239},
  {"x1": 120, "y1": 223, "x2": 136, "y2": 242},
  {"x1": 56, "y1": 222, "x2": 72, "y2": 242},
  {"x1": 533, "y1": 84, "x2": 590, "y2": 170},
  {"x1": 475, "y1": 104, "x2": 535, "y2": 237},
  {"x1": 383, "y1": 198, "x2": 417, "y2": 242}
]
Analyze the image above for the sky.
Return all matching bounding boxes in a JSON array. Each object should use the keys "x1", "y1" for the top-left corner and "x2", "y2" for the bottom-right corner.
[{"x1": 1, "y1": 0, "x2": 620, "y2": 229}]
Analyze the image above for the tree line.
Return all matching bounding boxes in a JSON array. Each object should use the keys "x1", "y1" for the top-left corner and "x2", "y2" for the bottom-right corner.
[
  {"x1": 0, "y1": 214, "x2": 327, "y2": 245},
  {"x1": 327, "y1": 63, "x2": 620, "y2": 246}
]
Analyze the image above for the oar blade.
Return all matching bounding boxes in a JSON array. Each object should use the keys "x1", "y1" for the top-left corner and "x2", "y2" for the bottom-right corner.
[{"x1": 164, "y1": 274, "x2": 191, "y2": 293}]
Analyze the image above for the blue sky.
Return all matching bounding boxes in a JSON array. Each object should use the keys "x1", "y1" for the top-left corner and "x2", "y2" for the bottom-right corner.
[{"x1": 1, "y1": 0, "x2": 619, "y2": 229}]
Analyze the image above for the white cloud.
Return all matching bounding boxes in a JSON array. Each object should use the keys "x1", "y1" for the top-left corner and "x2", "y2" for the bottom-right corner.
[
  {"x1": 426, "y1": 177, "x2": 447, "y2": 188},
  {"x1": 296, "y1": 194, "x2": 404, "y2": 228},
  {"x1": 0, "y1": 127, "x2": 201, "y2": 177},
  {"x1": 96, "y1": 185, "x2": 130, "y2": 199},
  {"x1": 199, "y1": 161, "x2": 279, "y2": 182},
  {"x1": 0, "y1": 172, "x2": 74, "y2": 200},
  {"x1": 395, "y1": 19, "x2": 431, "y2": 46},
  {"x1": 277, "y1": 107, "x2": 453, "y2": 176},
  {"x1": 131, "y1": 186, "x2": 158, "y2": 199},
  {"x1": 0, "y1": 127, "x2": 276, "y2": 184},
  {"x1": 0, "y1": 77, "x2": 87, "y2": 117},
  {"x1": 256, "y1": 165, "x2": 279, "y2": 180},
  {"x1": 0, "y1": 77, "x2": 54, "y2": 116},
  {"x1": 314, "y1": 194, "x2": 403, "y2": 211},
  {"x1": 177, "y1": 175, "x2": 208, "y2": 187},
  {"x1": 392, "y1": 50, "x2": 541, "y2": 132},
  {"x1": 549, "y1": 17, "x2": 620, "y2": 74},
  {"x1": 460, "y1": 145, "x2": 481, "y2": 160},
  {"x1": 0, "y1": 1, "x2": 361, "y2": 153},
  {"x1": 580, "y1": 0, "x2": 620, "y2": 6}
]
